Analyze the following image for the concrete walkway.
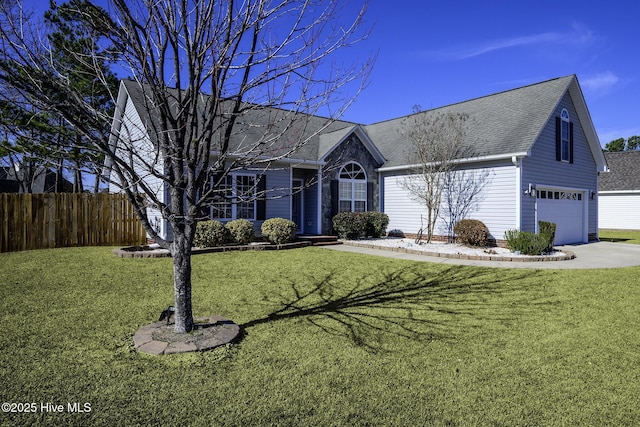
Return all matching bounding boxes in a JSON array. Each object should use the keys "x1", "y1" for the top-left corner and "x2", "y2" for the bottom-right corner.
[{"x1": 323, "y1": 241, "x2": 640, "y2": 269}]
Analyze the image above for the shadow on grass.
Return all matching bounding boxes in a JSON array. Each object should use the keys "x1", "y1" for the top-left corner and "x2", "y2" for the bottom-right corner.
[{"x1": 241, "y1": 264, "x2": 551, "y2": 352}]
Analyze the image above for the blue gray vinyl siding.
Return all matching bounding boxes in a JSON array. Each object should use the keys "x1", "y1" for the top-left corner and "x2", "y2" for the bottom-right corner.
[
  {"x1": 521, "y1": 92, "x2": 598, "y2": 234},
  {"x1": 259, "y1": 167, "x2": 291, "y2": 233},
  {"x1": 204, "y1": 166, "x2": 291, "y2": 236}
]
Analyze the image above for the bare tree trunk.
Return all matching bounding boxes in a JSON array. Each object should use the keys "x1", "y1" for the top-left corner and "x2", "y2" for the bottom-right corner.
[
  {"x1": 74, "y1": 166, "x2": 83, "y2": 192},
  {"x1": 92, "y1": 164, "x2": 103, "y2": 193},
  {"x1": 426, "y1": 207, "x2": 434, "y2": 243},
  {"x1": 73, "y1": 143, "x2": 83, "y2": 192},
  {"x1": 55, "y1": 158, "x2": 64, "y2": 193},
  {"x1": 1, "y1": 0, "x2": 372, "y2": 335},
  {"x1": 401, "y1": 111, "x2": 471, "y2": 243},
  {"x1": 171, "y1": 233, "x2": 194, "y2": 333}
]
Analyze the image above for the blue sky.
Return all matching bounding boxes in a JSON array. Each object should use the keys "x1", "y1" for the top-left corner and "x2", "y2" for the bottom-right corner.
[
  {"x1": 341, "y1": 0, "x2": 639, "y2": 147},
  {"x1": 30, "y1": 0, "x2": 638, "y2": 147}
]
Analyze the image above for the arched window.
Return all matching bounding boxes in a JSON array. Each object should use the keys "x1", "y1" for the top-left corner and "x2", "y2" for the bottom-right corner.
[
  {"x1": 560, "y1": 109, "x2": 570, "y2": 162},
  {"x1": 338, "y1": 162, "x2": 367, "y2": 212}
]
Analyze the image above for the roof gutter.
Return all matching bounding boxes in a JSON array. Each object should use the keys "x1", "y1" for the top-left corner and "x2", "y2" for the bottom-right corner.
[
  {"x1": 599, "y1": 190, "x2": 640, "y2": 195},
  {"x1": 376, "y1": 151, "x2": 529, "y2": 173},
  {"x1": 209, "y1": 151, "x2": 326, "y2": 168}
]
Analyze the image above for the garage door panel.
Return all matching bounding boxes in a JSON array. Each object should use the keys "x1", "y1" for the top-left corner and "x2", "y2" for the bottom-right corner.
[{"x1": 537, "y1": 190, "x2": 585, "y2": 245}]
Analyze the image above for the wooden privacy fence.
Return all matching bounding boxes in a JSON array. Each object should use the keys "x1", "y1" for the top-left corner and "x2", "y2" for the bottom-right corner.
[{"x1": 0, "y1": 193, "x2": 146, "y2": 253}]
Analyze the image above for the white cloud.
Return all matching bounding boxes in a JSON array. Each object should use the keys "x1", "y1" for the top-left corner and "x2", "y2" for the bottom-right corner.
[
  {"x1": 457, "y1": 32, "x2": 562, "y2": 59},
  {"x1": 429, "y1": 23, "x2": 596, "y2": 61},
  {"x1": 581, "y1": 72, "x2": 619, "y2": 95}
]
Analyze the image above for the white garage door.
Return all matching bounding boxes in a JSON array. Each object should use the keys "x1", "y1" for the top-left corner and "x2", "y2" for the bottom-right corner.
[{"x1": 536, "y1": 189, "x2": 586, "y2": 245}]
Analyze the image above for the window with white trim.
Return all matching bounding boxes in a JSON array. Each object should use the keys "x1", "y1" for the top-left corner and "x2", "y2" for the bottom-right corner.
[
  {"x1": 212, "y1": 174, "x2": 256, "y2": 220},
  {"x1": 338, "y1": 163, "x2": 367, "y2": 213},
  {"x1": 561, "y1": 109, "x2": 570, "y2": 162}
]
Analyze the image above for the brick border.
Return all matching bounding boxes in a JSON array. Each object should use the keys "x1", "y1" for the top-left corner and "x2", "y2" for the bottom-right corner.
[
  {"x1": 113, "y1": 240, "x2": 312, "y2": 258},
  {"x1": 343, "y1": 241, "x2": 576, "y2": 262},
  {"x1": 133, "y1": 315, "x2": 240, "y2": 355}
]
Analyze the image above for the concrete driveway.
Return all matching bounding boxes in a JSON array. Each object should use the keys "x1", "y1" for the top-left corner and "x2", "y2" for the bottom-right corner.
[{"x1": 324, "y1": 241, "x2": 640, "y2": 269}]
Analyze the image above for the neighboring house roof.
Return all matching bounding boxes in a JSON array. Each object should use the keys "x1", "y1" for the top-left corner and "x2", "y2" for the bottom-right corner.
[
  {"x1": 0, "y1": 167, "x2": 20, "y2": 193},
  {"x1": 116, "y1": 75, "x2": 606, "y2": 171},
  {"x1": 0, "y1": 166, "x2": 72, "y2": 193},
  {"x1": 599, "y1": 151, "x2": 640, "y2": 191}
]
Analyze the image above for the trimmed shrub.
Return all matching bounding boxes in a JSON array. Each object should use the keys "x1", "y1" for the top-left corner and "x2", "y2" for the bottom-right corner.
[
  {"x1": 193, "y1": 220, "x2": 230, "y2": 248},
  {"x1": 538, "y1": 220, "x2": 556, "y2": 253},
  {"x1": 454, "y1": 219, "x2": 490, "y2": 247},
  {"x1": 261, "y1": 218, "x2": 297, "y2": 244},
  {"x1": 504, "y1": 229, "x2": 548, "y2": 255},
  {"x1": 226, "y1": 219, "x2": 255, "y2": 245},
  {"x1": 362, "y1": 212, "x2": 390, "y2": 238},
  {"x1": 333, "y1": 211, "x2": 390, "y2": 239},
  {"x1": 387, "y1": 229, "x2": 405, "y2": 238},
  {"x1": 332, "y1": 212, "x2": 366, "y2": 239}
]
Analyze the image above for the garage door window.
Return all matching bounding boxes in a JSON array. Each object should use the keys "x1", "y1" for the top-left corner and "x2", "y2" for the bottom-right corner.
[{"x1": 537, "y1": 190, "x2": 582, "y2": 201}]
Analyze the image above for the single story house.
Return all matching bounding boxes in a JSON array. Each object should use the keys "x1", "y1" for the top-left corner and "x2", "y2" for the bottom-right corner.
[
  {"x1": 0, "y1": 166, "x2": 73, "y2": 194},
  {"x1": 598, "y1": 151, "x2": 640, "y2": 230},
  {"x1": 109, "y1": 74, "x2": 607, "y2": 245}
]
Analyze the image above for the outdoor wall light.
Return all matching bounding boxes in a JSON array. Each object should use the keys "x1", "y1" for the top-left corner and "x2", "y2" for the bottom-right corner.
[
  {"x1": 590, "y1": 190, "x2": 597, "y2": 200},
  {"x1": 524, "y1": 183, "x2": 536, "y2": 197}
]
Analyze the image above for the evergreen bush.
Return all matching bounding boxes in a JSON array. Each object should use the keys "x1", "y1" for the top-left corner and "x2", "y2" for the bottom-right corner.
[
  {"x1": 538, "y1": 220, "x2": 556, "y2": 253},
  {"x1": 226, "y1": 219, "x2": 255, "y2": 245},
  {"x1": 193, "y1": 220, "x2": 230, "y2": 248},
  {"x1": 261, "y1": 218, "x2": 297, "y2": 244},
  {"x1": 504, "y1": 229, "x2": 548, "y2": 255},
  {"x1": 332, "y1": 212, "x2": 365, "y2": 239},
  {"x1": 333, "y1": 212, "x2": 390, "y2": 239},
  {"x1": 362, "y1": 212, "x2": 390, "y2": 238}
]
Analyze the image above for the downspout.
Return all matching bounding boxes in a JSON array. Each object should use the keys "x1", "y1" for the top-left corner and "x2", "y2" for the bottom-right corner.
[
  {"x1": 512, "y1": 155, "x2": 522, "y2": 230},
  {"x1": 289, "y1": 167, "x2": 293, "y2": 221},
  {"x1": 594, "y1": 172, "x2": 600, "y2": 241},
  {"x1": 378, "y1": 172, "x2": 384, "y2": 213}
]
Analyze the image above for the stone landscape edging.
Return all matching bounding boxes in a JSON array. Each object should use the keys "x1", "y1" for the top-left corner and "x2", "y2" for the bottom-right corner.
[
  {"x1": 113, "y1": 240, "x2": 312, "y2": 258},
  {"x1": 133, "y1": 315, "x2": 240, "y2": 355},
  {"x1": 343, "y1": 240, "x2": 576, "y2": 262}
]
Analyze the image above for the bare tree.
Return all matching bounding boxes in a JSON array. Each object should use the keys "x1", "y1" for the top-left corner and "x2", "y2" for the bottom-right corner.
[
  {"x1": 0, "y1": 0, "x2": 372, "y2": 333},
  {"x1": 401, "y1": 107, "x2": 469, "y2": 243},
  {"x1": 439, "y1": 168, "x2": 491, "y2": 242}
]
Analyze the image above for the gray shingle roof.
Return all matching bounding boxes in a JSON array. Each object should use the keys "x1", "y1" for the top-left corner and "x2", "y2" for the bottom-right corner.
[
  {"x1": 122, "y1": 76, "x2": 587, "y2": 168},
  {"x1": 600, "y1": 151, "x2": 640, "y2": 191},
  {"x1": 362, "y1": 76, "x2": 574, "y2": 168},
  {"x1": 120, "y1": 80, "x2": 355, "y2": 163}
]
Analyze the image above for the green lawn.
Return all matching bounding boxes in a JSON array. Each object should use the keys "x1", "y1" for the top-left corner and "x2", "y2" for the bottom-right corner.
[
  {"x1": 1, "y1": 247, "x2": 639, "y2": 426},
  {"x1": 599, "y1": 229, "x2": 640, "y2": 244}
]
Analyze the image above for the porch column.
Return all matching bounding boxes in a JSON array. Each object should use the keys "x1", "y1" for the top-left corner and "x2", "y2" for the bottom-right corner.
[{"x1": 316, "y1": 167, "x2": 323, "y2": 234}]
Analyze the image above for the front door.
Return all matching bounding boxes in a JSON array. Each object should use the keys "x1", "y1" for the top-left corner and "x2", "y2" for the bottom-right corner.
[{"x1": 292, "y1": 179, "x2": 303, "y2": 234}]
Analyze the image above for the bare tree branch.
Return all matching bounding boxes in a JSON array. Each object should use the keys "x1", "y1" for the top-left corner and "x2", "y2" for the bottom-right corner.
[
  {"x1": 400, "y1": 108, "x2": 469, "y2": 243},
  {"x1": 0, "y1": 0, "x2": 373, "y2": 333}
]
